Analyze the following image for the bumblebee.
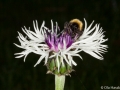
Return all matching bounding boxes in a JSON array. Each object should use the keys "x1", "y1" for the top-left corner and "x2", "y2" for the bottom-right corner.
[
  {"x1": 63, "y1": 19, "x2": 83, "y2": 40},
  {"x1": 69, "y1": 19, "x2": 83, "y2": 31}
]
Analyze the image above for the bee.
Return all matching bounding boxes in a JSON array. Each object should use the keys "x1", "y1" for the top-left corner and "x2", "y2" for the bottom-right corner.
[
  {"x1": 69, "y1": 19, "x2": 83, "y2": 31},
  {"x1": 63, "y1": 19, "x2": 83, "y2": 40}
]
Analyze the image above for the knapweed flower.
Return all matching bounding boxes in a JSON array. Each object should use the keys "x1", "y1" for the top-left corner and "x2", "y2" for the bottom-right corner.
[{"x1": 14, "y1": 19, "x2": 108, "y2": 75}]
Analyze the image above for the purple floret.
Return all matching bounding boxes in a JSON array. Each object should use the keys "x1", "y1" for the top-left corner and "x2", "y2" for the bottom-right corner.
[{"x1": 45, "y1": 27, "x2": 73, "y2": 52}]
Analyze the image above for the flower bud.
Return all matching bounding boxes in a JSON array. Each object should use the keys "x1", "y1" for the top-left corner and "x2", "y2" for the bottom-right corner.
[{"x1": 47, "y1": 57, "x2": 73, "y2": 76}]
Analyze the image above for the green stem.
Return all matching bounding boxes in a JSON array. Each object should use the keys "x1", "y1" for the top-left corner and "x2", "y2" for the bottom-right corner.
[{"x1": 55, "y1": 75, "x2": 65, "y2": 90}]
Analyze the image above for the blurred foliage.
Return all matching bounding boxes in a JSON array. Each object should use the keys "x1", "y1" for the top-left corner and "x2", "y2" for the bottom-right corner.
[{"x1": 0, "y1": 0, "x2": 120, "y2": 90}]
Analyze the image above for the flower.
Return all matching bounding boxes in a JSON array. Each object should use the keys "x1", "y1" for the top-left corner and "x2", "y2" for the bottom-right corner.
[{"x1": 14, "y1": 19, "x2": 108, "y2": 75}]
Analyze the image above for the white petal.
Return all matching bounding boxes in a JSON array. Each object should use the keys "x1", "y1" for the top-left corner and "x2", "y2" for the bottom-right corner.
[
  {"x1": 34, "y1": 55, "x2": 45, "y2": 67},
  {"x1": 56, "y1": 55, "x2": 60, "y2": 72},
  {"x1": 62, "y1": 54, "x2": 70, "y2": 65},
  {"x1": 51, "y1": 20, "x2": 54, "y2": 33},
  {"x1": 84, "y1": 50, "x2": 103, "y2": 60},
  {"x1": 15, "y1": 54, "x2": 25, "y2": 58}
]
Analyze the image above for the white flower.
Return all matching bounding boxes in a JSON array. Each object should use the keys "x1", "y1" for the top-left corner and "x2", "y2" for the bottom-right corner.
[{"x1": 14, "y1": 19, "x2": 108, "y2": 71}]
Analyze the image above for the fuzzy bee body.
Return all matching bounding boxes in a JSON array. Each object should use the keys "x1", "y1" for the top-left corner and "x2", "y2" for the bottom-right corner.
[{"x1": 63, "y1": 19, "x2": 83, "y2": 40}]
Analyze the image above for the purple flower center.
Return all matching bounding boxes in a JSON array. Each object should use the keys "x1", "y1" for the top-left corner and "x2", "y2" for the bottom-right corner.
[{"x1": 45, "y1": 27, "x2": 74, "y2": 52}]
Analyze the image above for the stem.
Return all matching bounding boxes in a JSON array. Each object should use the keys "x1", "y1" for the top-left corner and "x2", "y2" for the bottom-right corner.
[{"x1": 55, "y1": 75, "x2": 65, "y2": 90}]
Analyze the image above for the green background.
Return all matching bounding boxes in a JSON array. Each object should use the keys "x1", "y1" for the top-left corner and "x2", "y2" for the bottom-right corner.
[{"x1": 0, "y1": 0, "x2": 120, "y2": 90}]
